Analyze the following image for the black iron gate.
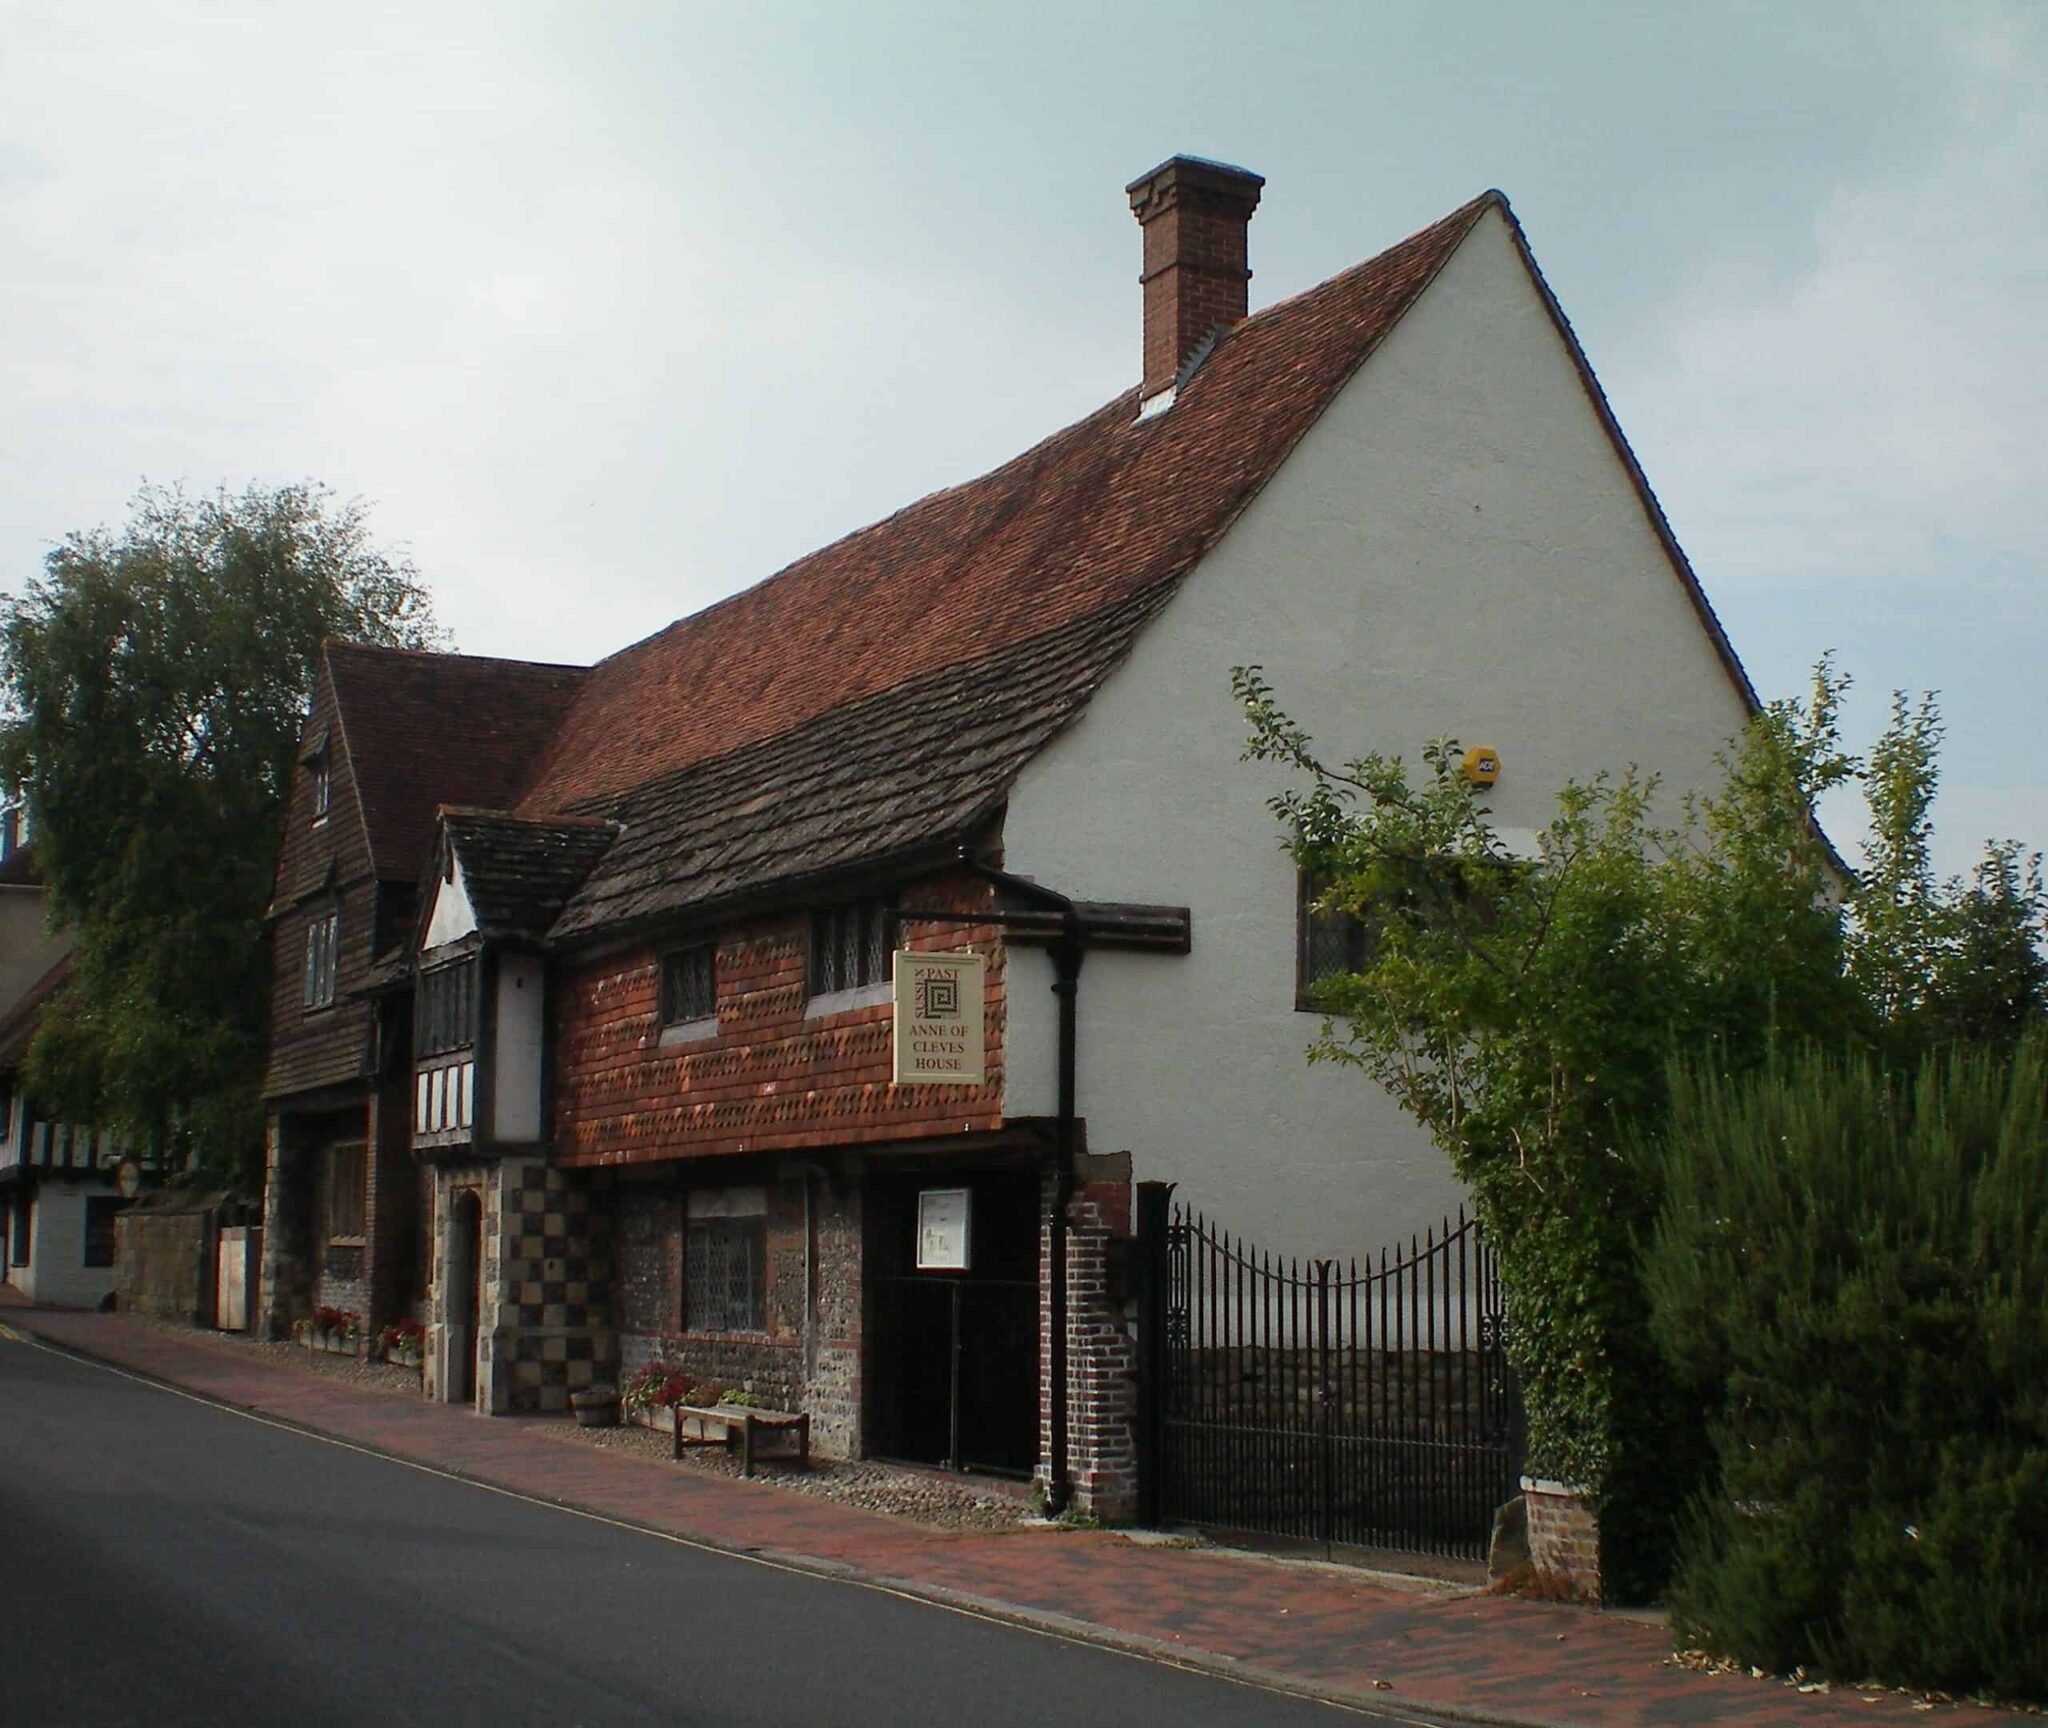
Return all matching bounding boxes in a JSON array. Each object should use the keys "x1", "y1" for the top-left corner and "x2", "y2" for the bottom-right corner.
[{"x1": 1137, "y1": 1187, "x2": 1522, "y2": 1561}]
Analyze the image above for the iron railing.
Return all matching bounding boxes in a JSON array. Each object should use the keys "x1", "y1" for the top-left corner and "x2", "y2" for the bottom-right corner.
[{"x1": 1139, "y1": 1188, "x2": 1522, "y2": 1562}]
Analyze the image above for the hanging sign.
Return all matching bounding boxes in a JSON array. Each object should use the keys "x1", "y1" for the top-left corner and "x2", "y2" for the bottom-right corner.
[
  {"x1": 916, "y1": 1187, "x2": 972, "y2": 1271},
  {"x1": 891, "y1": 950, "x2": 985, "y2": 1086}
]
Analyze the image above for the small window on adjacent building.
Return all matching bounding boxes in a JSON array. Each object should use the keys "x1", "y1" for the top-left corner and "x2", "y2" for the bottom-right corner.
[
  {"x1": 659, "y1": 943, "x2": 716, "y2": 1028},
  {"x1": 304, "y1": 908, "x2": 340, "y2": 1010},
  {"x1": 809, "y1": 896, "x2": 895, "y2": 998},
  {"x1": 83, "y1": 1196, "x2": 131, "y2": 1269},
  {"x1": 11, "y1": 1195, "x2": 31, "y2": 1265},
  {"x1": 310, "y1": 750, "x2": 331, "y2": 824},
  {"x1": 417, "y1": 957, "x2": 478, "y2": 1056},
  {"x1": 323, "y1": 1141, "x2": 367, "y2": 1244},
  {"x1": 1296, "y1": 872, "x2": 1371, "y2": 1009},
  {"x1": 684, "y1": 1186, "x2": 766, "y2": 1333}
]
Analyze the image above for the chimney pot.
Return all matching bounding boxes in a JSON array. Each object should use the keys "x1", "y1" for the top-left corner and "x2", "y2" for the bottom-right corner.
[{"x1": 1126, "y1": 155, "x2": 1264, "y2": 403}]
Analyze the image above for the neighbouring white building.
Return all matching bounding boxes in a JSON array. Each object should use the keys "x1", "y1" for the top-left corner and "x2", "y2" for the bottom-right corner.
[{"x1": 1, "y1": 804, "x2": 134, "y2": 1308}]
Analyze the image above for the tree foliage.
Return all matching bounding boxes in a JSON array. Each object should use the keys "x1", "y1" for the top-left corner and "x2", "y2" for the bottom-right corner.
[
  {"x1": 1, "y1": 482, "x2": 443, "y2": 1177},
  {"x1": 1234, "y1": 659, "x2": 2044, "y2": 1596}
]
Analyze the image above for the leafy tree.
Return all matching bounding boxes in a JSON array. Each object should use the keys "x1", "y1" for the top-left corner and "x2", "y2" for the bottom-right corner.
[
  {"x1": 1233, "y1": 659, "x2": 2041, "y2": 1596},
  {"x1": 0, "y1": 482, "x2": 443, "y2": 1179}
]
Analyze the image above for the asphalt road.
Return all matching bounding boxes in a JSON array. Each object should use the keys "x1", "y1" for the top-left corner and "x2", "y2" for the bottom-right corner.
[{"x1": 0, "y1": 1332, "x2": 1433, "y2": 1728}]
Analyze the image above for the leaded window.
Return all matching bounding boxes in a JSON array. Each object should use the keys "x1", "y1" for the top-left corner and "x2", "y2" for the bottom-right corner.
[
  {"x1": 660, "y1": 944, "x2": 716, "y2": 1026},
  {"x1": 303, "y1": 909, "x2": 340, "y2": 1010},
  {"x1": 685, "y1": 1214, "x2": 765, "y2": 1333},
  {"x1": 809, "y1": 897, "x2": 894, "y2": 998},
  {"x1": 1296, "y1": 873, "x2": 1370, "y2": 1008}
]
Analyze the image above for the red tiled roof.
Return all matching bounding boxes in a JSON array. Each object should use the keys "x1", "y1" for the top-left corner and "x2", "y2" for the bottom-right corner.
[
  {"x1": 325, "y1": 644, "x2": 590, "y2": 881},
  {"x1": 518, "y1": 193, "x2": 1503, "y2": 816}
]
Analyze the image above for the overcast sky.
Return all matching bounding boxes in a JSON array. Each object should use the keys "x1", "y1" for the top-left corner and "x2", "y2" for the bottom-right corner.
[{"x1": 3, "y1": 2, "x2": 2042, "y2": 877}]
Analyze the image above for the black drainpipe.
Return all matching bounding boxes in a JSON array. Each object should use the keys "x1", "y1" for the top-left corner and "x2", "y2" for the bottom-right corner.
[
  {"x1": 951, "y1": 850, "x2": 1083, "y2": 1518},
  {"x1": 1046, "y1": 915, "x2": 1083, "y2": 1518}
]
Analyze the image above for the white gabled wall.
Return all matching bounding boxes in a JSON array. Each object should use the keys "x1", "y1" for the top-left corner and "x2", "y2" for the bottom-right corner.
[
  {"x1": 19, "y1": 1182, "x2": 119, "y2": 1307},
  {"x1": 1002, "y1": 205, "x2": 1753, "y2": 1258},
  {"x1": 423, "y1": 857, "x2": 478, "y2": 949},
  {"x1": 493, "y1": 953, "x2": 545, "y2": 1143}
]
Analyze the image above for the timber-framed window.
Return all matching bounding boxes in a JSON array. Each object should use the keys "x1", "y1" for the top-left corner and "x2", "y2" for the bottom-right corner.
[
  {"x1": 808, "y1": 896, "x2": 895, "y2": 1000},
  {"x1": 323, "y1": 1141, "x2": 367, "y2": 1244},
  {"x1": 417, "y1": 957, "x2": 479, "y2": 1057},
  {"x1": 303, "y1": 909, "x2": 340, "y2": 1011}
]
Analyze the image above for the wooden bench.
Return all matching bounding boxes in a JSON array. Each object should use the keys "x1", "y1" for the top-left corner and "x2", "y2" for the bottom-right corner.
[{"x1": 670, "y1": 1403, "x2": 811, "y2": 1477}]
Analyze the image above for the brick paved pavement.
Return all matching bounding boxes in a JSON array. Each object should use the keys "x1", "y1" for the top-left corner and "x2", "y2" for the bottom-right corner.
[{"x1": 2, "y1": 1293, "x2": 2031, "y2": 1728}]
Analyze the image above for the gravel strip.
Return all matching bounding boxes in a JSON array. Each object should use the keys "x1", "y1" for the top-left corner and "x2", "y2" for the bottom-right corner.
[{"x1": 552, "y1": 1415, "x2": 1037, "y2": 1533}]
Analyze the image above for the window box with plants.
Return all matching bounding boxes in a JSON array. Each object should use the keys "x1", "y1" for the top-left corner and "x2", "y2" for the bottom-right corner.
[
  {"x1": 295, "y1": 1306, "x2": 362, "y2": 1355},
  {"x1": 373, "y1": 1316, "x2": 427, "y2": 1371}
]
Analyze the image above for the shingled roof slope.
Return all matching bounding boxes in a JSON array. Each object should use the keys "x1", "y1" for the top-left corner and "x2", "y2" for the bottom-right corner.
[
  {"x1": 518, "y1": 193, "x2": 1502, "y2": 818},
  {"x1": 440, "y1": 811, "x2": 617, "y2": 943},
  {"x1": 327, "y1": 644, "x2": 590, "y2": 881},
  {"x1": 551, "y1": 585, "x2": 1175, "y2": 942}
]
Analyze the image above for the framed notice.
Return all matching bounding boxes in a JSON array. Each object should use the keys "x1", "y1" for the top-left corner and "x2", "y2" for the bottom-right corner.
[
  {"x1": 916, "y1": 1187, "x2": 972, "y2": 1272},
  {"x1": 891, "y1": 950, "x2": 986, "y2": 1086}
]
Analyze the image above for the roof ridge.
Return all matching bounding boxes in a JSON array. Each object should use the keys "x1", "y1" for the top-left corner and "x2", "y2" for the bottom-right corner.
[
  {"x1": 440, "y1": 805, "x2": 617, "y2": 829},
  {"x1": 324, "y1": 639, "x2": 589, "y2": 676},
  {"x1": 515, "y1": 186, "x2": 1501, "y2": 816},
  {"x1": 576, "y1": 202, "x2": 1502, "y2": 686},
  {"x1": 1234, "y1": 190, "x2": 1502, "y2": 335}
]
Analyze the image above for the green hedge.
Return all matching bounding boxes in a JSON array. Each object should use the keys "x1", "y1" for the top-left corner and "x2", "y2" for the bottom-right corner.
[{"x1": 1644, "y1": 1038, "x2": 2048, "y2": 1701}]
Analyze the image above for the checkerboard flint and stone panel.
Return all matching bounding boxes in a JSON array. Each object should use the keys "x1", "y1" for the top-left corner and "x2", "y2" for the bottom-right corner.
[{"x1": 490, "y1": 1160, "x2": 616, "y2": 1414}]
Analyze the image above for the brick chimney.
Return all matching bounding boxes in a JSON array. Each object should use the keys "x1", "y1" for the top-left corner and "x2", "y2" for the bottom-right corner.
[{"x1": 1126, "y1": 155, "x2": 1265, "y2": 403}]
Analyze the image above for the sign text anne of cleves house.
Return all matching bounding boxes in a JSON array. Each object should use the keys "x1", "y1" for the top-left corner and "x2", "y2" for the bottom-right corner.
[{"x1": 891, "y1": 950, "x2": 986, "y2": 1087}]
